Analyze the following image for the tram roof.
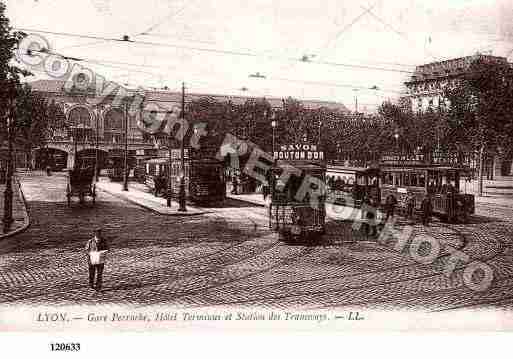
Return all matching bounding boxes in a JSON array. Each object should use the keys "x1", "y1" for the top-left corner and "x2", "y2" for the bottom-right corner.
[
  {"x1": 144, "y1": 157, "x2": 221, "y2": 164},
  {"x1": 326, "y1": 165, "x2": 380, "y2": 175},
  {"x1": 380, "y1": 165, "x2": 470, "y2": 172},
  {"x1": 272, "y1": 160, "x2": 326, "y2": 171}
]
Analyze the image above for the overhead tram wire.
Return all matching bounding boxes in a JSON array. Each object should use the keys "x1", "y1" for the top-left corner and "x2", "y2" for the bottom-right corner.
[
  {"x1": 24, "y1": 66, "x2": 388, "y2": 108},
  {"x1": 137, "y1": 33, "x2": 217, "y2": 45},
  {"x1": 136, "y1": 0, "x2": 198, "y2": 36},
  {"x1": 18, "y1": 47, "x2": 408, "y2": 99},
  {"x1": 276, "y1": 1, "x2": 381, "y2": 74},
  {"x1": 320, "y1": 1, "x2": 381, "y2": 58},
  {"x1": 16, "y1": 48, "x2": 165, "y2": 77},
  {"x1": 268, "y1": 77, "x2": 406, "y2": 95},
  {"x1": 13, "y1": 27, "x2": 416, "y2": 75}
]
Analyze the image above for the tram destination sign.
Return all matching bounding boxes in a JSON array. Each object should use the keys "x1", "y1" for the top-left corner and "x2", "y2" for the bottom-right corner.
[{"x1": 274, "y1": 144, "x2": 324, "y2": 161}]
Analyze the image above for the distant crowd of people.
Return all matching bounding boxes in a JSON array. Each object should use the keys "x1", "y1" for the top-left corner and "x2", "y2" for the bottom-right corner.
[{"x1": 359, "y1": 192, "x2": 433, "y2": 239}]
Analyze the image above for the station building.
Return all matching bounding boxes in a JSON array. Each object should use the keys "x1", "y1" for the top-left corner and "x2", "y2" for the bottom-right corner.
[{"x1": 27, "y1": 78, "x2": 348, "y2": 170}]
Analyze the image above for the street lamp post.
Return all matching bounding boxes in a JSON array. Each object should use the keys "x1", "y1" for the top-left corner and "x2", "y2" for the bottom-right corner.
[
  {"x1": 94, "y1": 111, "x2": 99, "y2": 182},
  {"x1": 353, "y1": 89, "x2": 359, "y2": 113},
  {"x1": 3, "y1": 98, "x2": 15, "y2": 232},
  {"x1": 167, "y1": 118, "x2": 173, "y2": 208},
  {"x1": 178, "y1": 82, "x2": 187, "y2": 212},
  {"x1": 271, "y1": 117, "x2": 277, "y2": 157},
  {"x1": 394, "y1": 132, "x2": 400, "y2": 164},
  {"x1": 122, "y1": 102, "x2": 129, "y2": 191},
  {"x1": 318, "y1": 114, "x2": 321, "y2": 145}
]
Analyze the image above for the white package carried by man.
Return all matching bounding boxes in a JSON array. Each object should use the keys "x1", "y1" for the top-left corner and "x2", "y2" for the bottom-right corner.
[{"x1": 89, "y1": 250, "x2": 108, "y2": 265}]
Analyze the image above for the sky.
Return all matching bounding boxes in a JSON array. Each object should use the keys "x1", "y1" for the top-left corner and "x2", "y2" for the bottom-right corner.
[{"x1": 5, "y1": 0, "x2": 513, "y2": 112}]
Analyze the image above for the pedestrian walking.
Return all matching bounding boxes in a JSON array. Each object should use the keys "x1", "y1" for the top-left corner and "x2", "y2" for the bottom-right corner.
[
  {"x1": 366, "y1": 198, "x2": 378, "y2": 238},
  {"x1": 85, "y1": 228, "x2": 109, "y2": 291},
  {"x1": 421, "y1": 196, "x2": 433, "y2": 226},
  {"x1": 385, "y1": 194, "x2": 397, "y2": 221},
  {"x1": 361, "y1": 196, "x2": 377, "y2": 238},
  {"x1": 262, "y1": 184, "x2": 270, "y2": 201},
  {"x1": 406, "y1": 193, "x2": 415, "y2": 223},
  {"x1": 231, "y1": 175, "x2": 238, "y2": 195}
]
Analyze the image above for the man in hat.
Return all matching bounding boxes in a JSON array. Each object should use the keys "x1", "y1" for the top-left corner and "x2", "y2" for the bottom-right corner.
[
  {"x1": 85, "y1": 228, "x2": 109, "y2": 291},
  {"x1": 421, "y1": 196, "x2": 433, "y2": 226}
]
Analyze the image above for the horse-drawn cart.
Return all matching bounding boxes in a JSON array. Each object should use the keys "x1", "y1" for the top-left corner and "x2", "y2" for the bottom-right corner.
[{"x1": 66, "y1": 168, "x2": 96, "y2": 205}]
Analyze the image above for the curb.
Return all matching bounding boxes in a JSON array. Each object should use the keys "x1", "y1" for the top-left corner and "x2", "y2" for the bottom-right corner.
[
  {"x1": 226, "y1": 195, "x2": 267, "y2": 208},
  {"x1": 96, "y1": 185, "x2": 209, "y2": 217},
  {"x1": 0, "y1": 176, "x2": 31, "y2": 240}
]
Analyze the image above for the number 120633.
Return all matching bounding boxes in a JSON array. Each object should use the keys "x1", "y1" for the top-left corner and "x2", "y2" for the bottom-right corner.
[{"x1": 50, "y1": 343, "x2": 81, "y2": 351}]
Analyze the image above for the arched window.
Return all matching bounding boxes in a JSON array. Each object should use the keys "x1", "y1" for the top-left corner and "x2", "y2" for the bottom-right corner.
[
  {"x1": 103, "y1": 108, "x2": 123, "y2": 144},
  {"x1": 68, "y1": 106, "x2": 92, "y2": 127},
  {"x1": 104, "y1": 108, "x2": 123, "y2": 130}
]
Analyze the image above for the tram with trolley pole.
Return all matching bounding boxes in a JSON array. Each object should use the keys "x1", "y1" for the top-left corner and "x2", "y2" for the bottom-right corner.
[
  {"x1": 326, "y1": 164, "x2": 380, "y2": 207},
  {"x1": 105, "y1": 149, "x2": 136, "y2": 182},
  {"x1": 143, "y1": 147, "x2": 226, "y2": 205},
  {"x1": 378, "y1": 154, "x2": 475, "y2": 223},
  {"x1": 269, "y1": 143, "x2": 326, "y2": 243}
]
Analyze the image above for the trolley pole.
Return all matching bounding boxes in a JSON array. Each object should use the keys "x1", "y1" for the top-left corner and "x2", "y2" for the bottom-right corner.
[
  {"x1": 318, "y1": 114, "x2": 321, "y2": 145},
  {"x1": 178, "y1": 82, "x2": 187, "y2": 212},
  {"x1": 122, "y1": 101, "x2": 129, "y2": 191}
]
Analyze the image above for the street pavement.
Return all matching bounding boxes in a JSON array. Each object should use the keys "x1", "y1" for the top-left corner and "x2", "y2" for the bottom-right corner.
[{"x1": 0, "y1": 171, "x2": 513, "y2": 311}]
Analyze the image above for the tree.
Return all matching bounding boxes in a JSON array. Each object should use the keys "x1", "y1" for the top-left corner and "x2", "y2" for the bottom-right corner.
[
  {"x1": 445, "y1": 58, "x2": 513, "y2": 195},
  {"x1": 13, "y1": 85, "x2": 46, "y2": 167},
  {"x1": 0, "y1": 1, "x2": 30, "y2": 229}
]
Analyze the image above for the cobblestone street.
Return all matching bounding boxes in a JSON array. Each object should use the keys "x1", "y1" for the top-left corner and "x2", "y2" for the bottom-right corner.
[{"x1": 1, "y1": 171, "x2": 513, "y2": 311}]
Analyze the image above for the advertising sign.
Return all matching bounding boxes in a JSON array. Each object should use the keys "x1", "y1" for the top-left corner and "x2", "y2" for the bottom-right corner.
[{"x1": 273, "y1": 144, "x2": 324, "y2": 161}]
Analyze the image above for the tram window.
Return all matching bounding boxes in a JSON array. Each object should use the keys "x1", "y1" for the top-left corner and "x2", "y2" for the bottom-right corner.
[
  {"x1": 193, "y1": 165, "x2": 221, "y2": 181},
  {"x1": 419, "y1": 174, "x2": 426, "y2": 187},
  {"x1": 403, "y1": 173, "x2": 410, "y2": 186},
  {"x1": 381, "y1": 173, "x2": 393, "y2": 185},
  {"x1": 394, "y1": 174, "x2": 400, "y2": 186},
  {"x1": 410, "y1": 174, "x2": 416, "y2": 186}
]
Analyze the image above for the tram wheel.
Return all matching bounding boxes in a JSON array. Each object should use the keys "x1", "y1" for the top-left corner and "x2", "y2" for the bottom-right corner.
[
  {"x1": 279, "y1": 232, "x2": 293, "y2": 244},
  {"x1": 457, "y1": 211, "x2": 469, "y2": 223}
]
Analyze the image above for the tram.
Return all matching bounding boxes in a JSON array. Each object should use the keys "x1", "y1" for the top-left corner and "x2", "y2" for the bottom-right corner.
[
  {"x1": 326, "y1": 165, "x2": 380, "y2": 207},
  {"x1": 143, "y1": 149, "x2": 226, "y2": 204},
  {"x1": 269, "y1": 144, "x2": 326, "y2": 243},
  {"x1": 105, "y1": 150, "x2": 136, "y2": 181},
  {"x1": 75, "y1": 155, "x2": 96, "y2": 170},
  {"x1": 43, "y1": 152, "x2": 67, "y2": 171},
  {"x1": 379, "y1": 163, "x2": 475, "y2": 223}
]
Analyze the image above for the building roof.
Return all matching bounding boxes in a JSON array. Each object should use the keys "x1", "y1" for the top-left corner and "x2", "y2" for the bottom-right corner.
[
  {"x1": 28, "y1": 79, "x2": 350, "y2": 113},
  {"x1": 405, "y1": 54, "x2": 510, "y2": 84},
  {"x1": 27, "y1": 79, "x2": 67, "y2": 93}
]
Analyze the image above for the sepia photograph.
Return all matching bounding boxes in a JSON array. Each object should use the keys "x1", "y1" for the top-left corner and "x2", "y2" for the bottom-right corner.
[{"x1": 1, "y1": 1, "x2": 513, "y2": 352}]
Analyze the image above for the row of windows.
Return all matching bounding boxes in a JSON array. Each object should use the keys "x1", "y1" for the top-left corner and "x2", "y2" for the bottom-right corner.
[
  {"x1": 415, "y1": 97, "x2": 447, "y2": 109},
  {"x1": 381, "y1": 171, "x2": 460, "y2": 192},
  {"x1": 408, "y1": 79, "x2": 461, "y2": 95},
  {"x1": 67, "y1": 107, "x2": 137, "y2": 130}
]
